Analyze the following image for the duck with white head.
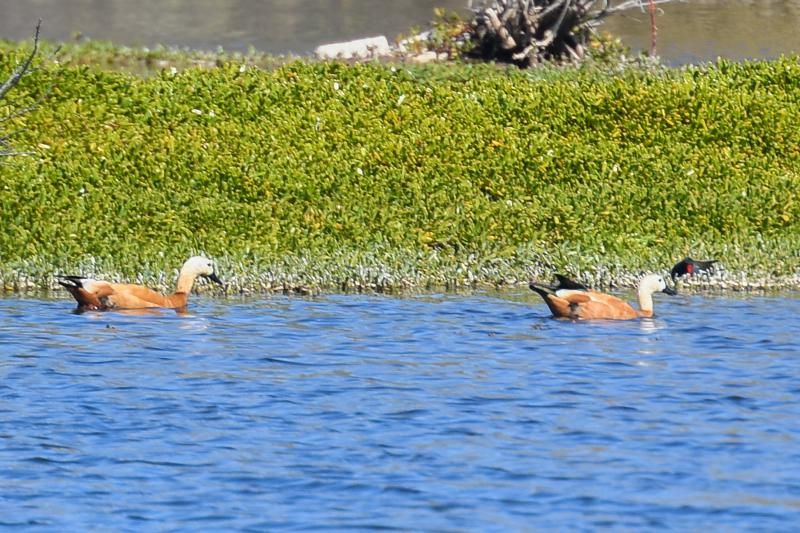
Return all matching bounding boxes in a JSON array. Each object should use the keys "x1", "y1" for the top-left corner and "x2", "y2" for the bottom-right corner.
[
  {"x1": 530, "y1": 273, "x2": 676, "y2": 320},
  {"x1": 58, "y1": 255, "x2": 223, "y2": 311}
]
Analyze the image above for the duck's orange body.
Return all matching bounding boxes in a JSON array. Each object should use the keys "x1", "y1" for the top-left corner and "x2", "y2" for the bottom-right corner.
[
  {"x1": 58, "y1": 256, "x2": 222, "y2": 311},
  {"x1": 530, "y1": 274, "x2": 675, "y2": 320}
]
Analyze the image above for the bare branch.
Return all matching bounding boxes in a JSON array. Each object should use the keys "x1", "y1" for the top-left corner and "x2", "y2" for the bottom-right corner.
[
  {"x1": 0, "y1": 19, "x2": 41, "y2": 101},
  {"x1": 0, "y1": 82, "x2": 56, "y2": 125},
  {"x1": 0, "y1": 20, "x2": 52, "y2": 159},
  {"x1": 593, "y1": 0, "x2": 683, "y2": 20}
]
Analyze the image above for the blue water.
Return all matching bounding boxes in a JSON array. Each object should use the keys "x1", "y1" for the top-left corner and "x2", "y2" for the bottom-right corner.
[{"x1": 1, "y1": 290, "x2": 799, "y2": 531}]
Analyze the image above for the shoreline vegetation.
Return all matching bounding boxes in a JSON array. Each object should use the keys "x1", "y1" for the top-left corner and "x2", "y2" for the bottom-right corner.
[{"x1": 1, "y1": 17, "x2": 799, "y2": 295}]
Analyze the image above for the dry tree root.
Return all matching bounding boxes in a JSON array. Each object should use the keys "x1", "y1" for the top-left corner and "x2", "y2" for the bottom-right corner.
[{"x1": 467, "y1": 0, "x2": 678, "y2": 67}]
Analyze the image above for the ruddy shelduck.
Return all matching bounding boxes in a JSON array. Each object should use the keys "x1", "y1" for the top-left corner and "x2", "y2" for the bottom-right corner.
[
  {"x1": 58, "y1": 256, "x2": 223, "y2": 311},
  {"x1": 529, "y1": 273, "x2": 676, "y2": 320},
  {"x1": 670, "y1": 257, "x2": 717, "y2": 281}
]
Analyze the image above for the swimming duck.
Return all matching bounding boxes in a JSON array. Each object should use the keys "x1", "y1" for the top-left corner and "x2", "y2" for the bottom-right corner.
[
  {"x1": 529, "y1": 273, "x2": 676, "y2": 320},
  {"x1": 670, "y1": 257, "x2": 717, "y2": 281},
  {"x1": 58, "y1": 256, "x2": 223, "y2": 311}
]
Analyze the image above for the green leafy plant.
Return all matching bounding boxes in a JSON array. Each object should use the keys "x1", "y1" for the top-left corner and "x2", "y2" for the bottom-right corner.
[{"x1": 1, "y1": 41, "x2": 799, "y2": 292}]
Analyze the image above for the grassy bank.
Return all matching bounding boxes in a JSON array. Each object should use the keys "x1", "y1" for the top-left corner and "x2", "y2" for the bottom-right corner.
[{"x1": 1, "y1": 40, "x2": 799, "y2": 293}]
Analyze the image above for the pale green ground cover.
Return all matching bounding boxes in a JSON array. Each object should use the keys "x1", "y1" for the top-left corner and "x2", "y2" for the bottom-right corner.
[{"x1": 1, "y1": 40, "x2": 799, "y2": 293}]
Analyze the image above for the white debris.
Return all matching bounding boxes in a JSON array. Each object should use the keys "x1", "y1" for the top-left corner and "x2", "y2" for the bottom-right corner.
[
  {"x1": 314, "y1": 36, "x2": 391, "y2": 60},
  {"x1": 397, "y1": 31, "x2": 431, "y2": 53}
]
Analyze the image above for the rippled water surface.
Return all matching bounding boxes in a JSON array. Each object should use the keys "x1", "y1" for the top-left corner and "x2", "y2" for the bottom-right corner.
[{"x1": 2, "y1": 291, "x2": 799, "y2": 531}]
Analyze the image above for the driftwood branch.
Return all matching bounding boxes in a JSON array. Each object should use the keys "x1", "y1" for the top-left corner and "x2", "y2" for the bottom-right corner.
[{"x1": 468, "y1": 0, "x2": 681, "y2": 67}]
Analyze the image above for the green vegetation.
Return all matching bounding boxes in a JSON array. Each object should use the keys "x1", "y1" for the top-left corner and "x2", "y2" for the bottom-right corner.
[{"x1": 1, "y1": 39, "x2": 799, "y2": 293}]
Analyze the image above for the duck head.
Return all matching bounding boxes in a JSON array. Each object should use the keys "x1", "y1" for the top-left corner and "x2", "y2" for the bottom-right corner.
[
  {"x1": 640, "y1": 273, "x2": 677, "y2": 296},
  {"x1": 183, "y1": 256, "x2": 223, "y2": 285},
  {"x1": 670, "y1": 257, "x2": 718, "y2": 281}
]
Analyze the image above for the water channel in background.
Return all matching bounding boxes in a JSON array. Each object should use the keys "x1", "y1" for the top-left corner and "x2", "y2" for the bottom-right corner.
[
  {"x1": 1, "y1": 291, "x2": 799, "y2": 530},
  {"x1": 0, "y1": 0, "x2": 799, "y2": 64}
]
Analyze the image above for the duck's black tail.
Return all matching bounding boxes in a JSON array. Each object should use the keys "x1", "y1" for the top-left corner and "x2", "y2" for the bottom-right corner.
[
  {"x1": 528, "y1": 281, "x2": 555, "y2": 299},
  {"x1": 553, "y1": 274, "x2": 588, "y2": 291}
]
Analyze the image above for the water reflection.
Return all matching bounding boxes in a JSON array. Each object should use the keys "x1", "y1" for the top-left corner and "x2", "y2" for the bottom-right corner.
[
  {"x1": 638, "y1": 317, "x2": 660, "y2": 334},
  {"x1": 72, "y1": 306, "x2": 189, "y2": 317}
]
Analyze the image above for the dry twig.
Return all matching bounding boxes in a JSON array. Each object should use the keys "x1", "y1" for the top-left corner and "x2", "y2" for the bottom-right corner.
[{"x1": 1, "y1": 20, "x2": 48, "y2": 158}]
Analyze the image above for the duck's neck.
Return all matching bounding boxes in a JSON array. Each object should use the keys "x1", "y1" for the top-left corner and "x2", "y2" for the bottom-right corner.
[
  {"x1": 175, "y1": 267, "x2": 198, "y2": 295},
  {"x1": 637, "y1": 290, "x2": 654, "y2": 318},
  {"x1": 164, "y1": 292, "x2": 190, "y2": 308}
]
